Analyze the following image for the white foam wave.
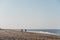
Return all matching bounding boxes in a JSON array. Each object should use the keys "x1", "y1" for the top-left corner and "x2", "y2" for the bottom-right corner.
[
  {"x1": 37, "y1": 31, "x2": 55, "y2": 34},
  {"x1": 28, "y1": 31, "x2": 56, "y2": 35}
]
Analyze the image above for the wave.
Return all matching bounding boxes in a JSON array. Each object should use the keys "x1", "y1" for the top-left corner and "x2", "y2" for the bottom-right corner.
[
  {"x1": 28, "y1": 31, "x2": 58, "y2": 35},
  {"x1": 37, "y1": 31, "x2": 55, "y2": 34}
]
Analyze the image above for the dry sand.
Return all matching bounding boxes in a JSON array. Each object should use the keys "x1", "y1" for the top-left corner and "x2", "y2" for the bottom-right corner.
[{"x1": 0, "y1": 30, "x2": 60, "y2": 40}]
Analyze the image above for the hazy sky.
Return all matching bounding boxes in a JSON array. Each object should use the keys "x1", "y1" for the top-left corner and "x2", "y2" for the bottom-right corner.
[{"x1": 0, "y1": 0, "x2": 60, "y2": 29}]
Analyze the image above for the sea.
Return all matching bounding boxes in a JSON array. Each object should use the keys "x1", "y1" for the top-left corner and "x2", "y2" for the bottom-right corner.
[{"x1": 26, "y1": 29, "x2": 60, "y2": 35}]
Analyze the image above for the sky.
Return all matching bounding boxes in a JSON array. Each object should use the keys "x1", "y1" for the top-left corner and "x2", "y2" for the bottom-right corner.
[{"x1": 0, "y1": 0, "x2": 60, "y2": 29}]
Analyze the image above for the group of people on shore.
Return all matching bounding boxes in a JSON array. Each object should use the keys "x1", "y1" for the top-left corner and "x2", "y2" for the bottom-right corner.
[{"x1": 20, "y1": 29, "x2": 27, "y2": 32}]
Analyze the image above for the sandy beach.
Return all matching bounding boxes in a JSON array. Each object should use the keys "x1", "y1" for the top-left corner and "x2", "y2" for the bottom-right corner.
[{"x1": 0, "y1": 30, "x2": 59, "y2": 40}]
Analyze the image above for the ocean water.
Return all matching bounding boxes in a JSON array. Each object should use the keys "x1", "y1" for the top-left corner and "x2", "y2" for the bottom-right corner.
[
  {"x1": 11, "y1": 29, "x2": 60, "y2": 35},
  {"x1": 27, "y1": 29, "x2": 60, "y2": 35}
]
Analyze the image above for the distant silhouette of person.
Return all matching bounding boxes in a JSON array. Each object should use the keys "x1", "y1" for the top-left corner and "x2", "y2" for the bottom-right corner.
[{"x1": 25, "y1": 29, "x2": 27, "y2": 32}]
